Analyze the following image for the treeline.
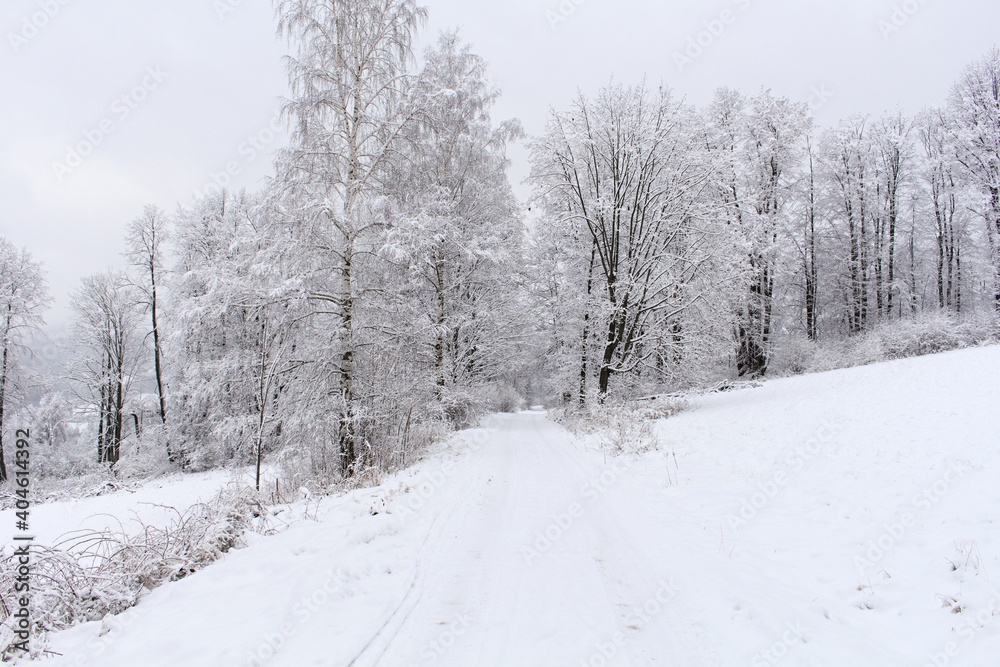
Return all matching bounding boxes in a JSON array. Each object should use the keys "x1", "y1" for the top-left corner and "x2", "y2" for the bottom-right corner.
[
  {"x1": 0, "y1": 0, "x2": 997, "y2": 488},
  {"x1": 527, "y1": 50, "x2": 1000, "y2": 402}
]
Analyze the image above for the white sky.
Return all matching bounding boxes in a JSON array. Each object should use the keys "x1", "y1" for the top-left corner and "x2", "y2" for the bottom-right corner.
[{"x1": 2, "y1": 0, "x2": 998, "y2": 327}]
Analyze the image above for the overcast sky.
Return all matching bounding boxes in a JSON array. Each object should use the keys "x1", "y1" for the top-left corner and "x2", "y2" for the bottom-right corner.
[{"x1": 2, "y1": 0, "x2": 998, "y2": 328}]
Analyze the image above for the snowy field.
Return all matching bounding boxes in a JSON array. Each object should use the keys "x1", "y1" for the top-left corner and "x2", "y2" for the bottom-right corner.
[{"x1": 15, "y1": 346, "x2": 1000, "y2": 666}]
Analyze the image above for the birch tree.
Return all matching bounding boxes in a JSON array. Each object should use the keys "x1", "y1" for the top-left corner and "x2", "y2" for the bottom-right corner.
[
  {"x1": 275, "y1": 0, "x2": 427, "y2": 473},
  {"x1": 802, "y1": 135, "x2": 820, "y2": 339}
]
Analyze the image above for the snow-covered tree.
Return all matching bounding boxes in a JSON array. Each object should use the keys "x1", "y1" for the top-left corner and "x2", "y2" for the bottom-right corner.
[
  {"x1": 869, "y1": 111, "x2": 912, "y2": 320},
  {"x1": 125, "y1": 205, "x2": 170, "y2": 453},
  {"x1": 69, "y1": 270, "x2": 143, "y2": 466},
  {"x1": 384, "y1": 32, "x2": 524, "y2": 407},
  {"x1": 706, "y1": 89, "x2": 811, "y2": 375},
  {"x1": 948, "y1": 47, "x2": 1000, "y2": 310},
  {"x1": 917, "y1": 108, "x2": 972, "y2": 312},
  {"x1": 530, "y1": 83, "x2": 736, "y2": 400},
  {"x1": 274, "y1": 0, "x2": 427, "y2": 473},
  {"x1": 0, "y1": 238, "x2": 49, "y2": 483},
  {"x1": 169, "y1": 191, "x2": 306, "y2": 479},
  {"x1": 818, "y1": 116, "x2": 878, "y2": 334}
]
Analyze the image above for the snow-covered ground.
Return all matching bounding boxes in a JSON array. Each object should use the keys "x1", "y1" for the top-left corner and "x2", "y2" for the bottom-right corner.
[
  {"x1": 0, "y1": 469, "x2": 253, "y2": 550},
  {"x1": 16, "y1": 346, "x2": 1000, "y2": 666}
]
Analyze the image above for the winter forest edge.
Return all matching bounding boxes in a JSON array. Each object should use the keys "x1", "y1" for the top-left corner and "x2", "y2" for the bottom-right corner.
[{"x1": 1, "y1": 0, "x2": 1000, "y2": 653}]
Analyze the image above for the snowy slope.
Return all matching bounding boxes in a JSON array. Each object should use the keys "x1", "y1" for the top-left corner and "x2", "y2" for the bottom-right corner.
[
  {"x1": 0, "y1": 469, "x2": 246, "y2": 547},
  {"x1": 25, "y1": 345, "x2": 1000, "y2": 666}
]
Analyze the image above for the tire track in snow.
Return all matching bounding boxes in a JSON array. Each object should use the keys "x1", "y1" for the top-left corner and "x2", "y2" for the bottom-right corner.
[{"x1": 345, "y1": 449, "x2": 486, "y2": 667}]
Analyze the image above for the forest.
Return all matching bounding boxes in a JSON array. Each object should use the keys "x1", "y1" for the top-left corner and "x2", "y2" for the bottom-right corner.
[{"x1": 1, "y1": 0, "x2": 998, "y2": 494}]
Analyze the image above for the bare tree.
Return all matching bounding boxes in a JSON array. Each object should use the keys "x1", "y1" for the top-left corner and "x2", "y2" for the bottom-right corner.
[
  {"x1": 125, "y1": 205, "x2": 171, "y2": 456},
  {"x1": 820, "y1": 117, "x2": 874, "y2": 334},
  {"x1": 70, "y1": 271, "x2": 142, "y2": 467},
  {"x1": 803, "y1": 136, "x2": 820, "y2": 340},
  {"x1": 918, "y1": 108, "x2": 967, "y2": 312},
  {"x1": 0, "y1": 239, "x2": 49, "y2": 483},
  {"x1": 871, "y1": 111, "x2": 912, "y2": 320}
]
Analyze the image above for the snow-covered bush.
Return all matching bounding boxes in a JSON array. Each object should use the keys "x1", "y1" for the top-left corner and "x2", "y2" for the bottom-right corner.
[
  {"x1": 555, "y1": 396, "x2": 687, "y2": 456},
  {"x1": 0, "y1": 484, "x2": 269, "y2": 658},
  {"x1": 114, "y1": 426, "x2": 177, "y2": 480},
  {"x1": 482, "y1": 384, "x2": 524, "y2": 414},
  {"x1": 868, "y1": 313, "x2": 994, "y2": 359},
  {"x1": 632, "y1": 397, "x2": 691, "y2": 422},
  {"x1": 22, "y1": 428, "x2": 100, "y2": 482},
  {"x1": 774, "y1": 313, "x2": 998, "y2": 375},
  {"x1": 600, "y1": 411, "x2": 657, "y2": 455},
  {"x1": 12, "y1": 394, "x2": 101, "y2": 483},
  {"x1": 435, "y1": 387, "x2": 484, "y2": 429},
  {"x1": 768, "y1": 333, "x2": 819, "y2": 376}
]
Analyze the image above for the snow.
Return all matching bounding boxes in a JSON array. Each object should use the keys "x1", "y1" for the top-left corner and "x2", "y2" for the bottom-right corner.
[
  {"x1": 21, "y1": 346, "x2": 1000, "y2": 666},
  {"x1": 0, "y1": 469, "x2": 247, "y2": 548}
]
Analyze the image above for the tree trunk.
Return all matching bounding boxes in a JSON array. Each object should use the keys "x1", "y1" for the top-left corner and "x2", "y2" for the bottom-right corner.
[
  {"x1": 886, "y1": 187, "x2": 898, "y2": 317},
  {"x1": 149, "y1": 257, "x2": 173, "y2": 463},
  {"x1": 339, "y1": 242, "x2": 356, "y2": 476},
  {"x1": 598, "y1": 314, "x2": 619, "y2": 400},
  {"x1": 805, "y1": 148, "x2": 818, "y2": 341},
  {"x1": 579, "y1": 240, "x2": 596, "y2": 406},
  {"x1": 111, "y1": 346, "x2": 125, "y2": 466},
  {"x1": 0, "y1": 305, "x2": 10, "y2": 483},
  {"x1": 737, "y1": 255, "x2": 771, "y2": 377},
  {"x1": 991, "y1": 186, "x2": 1000, "y2": 311},
  {"x1": 909, "y1": 212, "x2": 919, "y2": 314},
  {"x1": 434, "y1": 255, "x2": 446, "y2": 389}
]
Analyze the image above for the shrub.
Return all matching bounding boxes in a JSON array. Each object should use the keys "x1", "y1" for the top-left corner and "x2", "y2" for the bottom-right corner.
[
  {"x1": 771, "y1": 313, "x2": 998, "y2": 376},
  {"x1": 481, "y1": 384, "x2": 525, "y2": 414},
  {"x1": 0, "y1": 484, "x2": 269, "y2": 658}
]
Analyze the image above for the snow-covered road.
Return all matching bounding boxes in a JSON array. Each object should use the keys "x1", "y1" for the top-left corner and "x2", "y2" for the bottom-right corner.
[
  {"x1": 351, "y1": 413, "x2": 680, "y2": 667},
  {"x1": 40, "y1": 412, "x2": 690, "y2": 667}
]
